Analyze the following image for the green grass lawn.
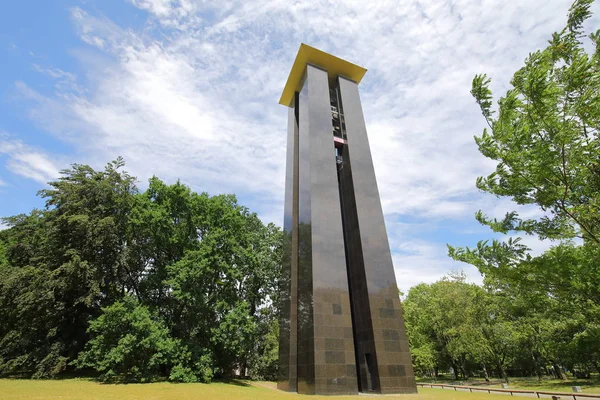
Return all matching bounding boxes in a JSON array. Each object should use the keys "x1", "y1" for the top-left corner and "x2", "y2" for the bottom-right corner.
[
  {"x1": 0, "y1": 379, "x2": 525, "y2": 400},
  {"x1": 418, "y1": 376, "x2": 600, "y2": 394},
  {"x1": 487, "y1": 377, "x2": 600, "y2": 393}
]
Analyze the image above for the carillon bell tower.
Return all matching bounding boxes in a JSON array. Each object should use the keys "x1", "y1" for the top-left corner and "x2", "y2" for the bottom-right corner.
[{"x1": 277, "y1": 43, "x2": 417, "y2": 395}]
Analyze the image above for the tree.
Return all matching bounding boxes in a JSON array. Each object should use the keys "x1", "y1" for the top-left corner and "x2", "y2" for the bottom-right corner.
[
  {"x1": 448, "y1": 0, "x2": 600, "y2": 380},
  {"x1": 247, "y1": 307, "x2": 279, "y2": 380},
  {"x1": 449, "y1": 0, "x2": 600, "y2": 262},
  {"x1": 74, "y1": 296, "x2": 193, "y2": 382},
  {"x1": 404, "y1": 273, "x2": 568, "y2": 382},
  {"x1": 471, "y1": 289, "x2": 518, "y2": 383},
  {"x1": 162, "y1": 192, "x2": 282, "y2": 377},
  {"x1": 465, "y1": 0, "x2": 600, "y2": 244},
  {"x1": 404, "y1": 273, "x2": 485, "y2": 380},
  {"x1": 0, "y1": 159, "x2": 138, "y2": 377},
  {"x1": 0, "y1": 159, "x2": 282, "y2": 381}
]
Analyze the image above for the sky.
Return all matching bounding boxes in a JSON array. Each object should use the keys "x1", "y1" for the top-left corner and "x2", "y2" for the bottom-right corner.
[{"x1": 0, "y1": 0, "x2": 597, "y2": 292}]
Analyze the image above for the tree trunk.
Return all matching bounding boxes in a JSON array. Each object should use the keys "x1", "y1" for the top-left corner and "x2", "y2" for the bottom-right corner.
[
  {"x1": 532, "y1": 353, "x2": 543, "y2": 381},
  {"x1": 553, "y1": 363, "x2": 567, "y2": 380},
  {"x1": 460, "y1": 361, "x2": 468, "y2": 381},
  {"x1": 497, "y1": 362, "x2": 509, "y2": 383},
  {"x1": 482, "y1": 363, "x2": 490, "y2": 381},
  {"x1": 451, "y1": 360, "x2": 460, "y2": 380}
]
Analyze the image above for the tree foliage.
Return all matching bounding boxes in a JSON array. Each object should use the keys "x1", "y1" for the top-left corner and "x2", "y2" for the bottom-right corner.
[
  {"x1": 404, "y1": 273, "x2": 518, "y2": 382},
  {"x1": 441, "y1": 0, "x2": 600, "y2": 381},
  {"x1": 404, "y1": 273, "x2": 583, "y2": 381},
  {"x1": 0, "y1": 159, "x2": 282, "y2": 382},
  {"x1": 466, "y1": 0, "x2": 600, "y2": 244},
  {"x1": 74, "y1": 297, "x2": 190, "y2": 382}
]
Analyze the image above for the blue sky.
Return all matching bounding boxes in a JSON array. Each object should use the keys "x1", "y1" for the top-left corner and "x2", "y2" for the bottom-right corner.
[{"x1": 1, "y1": 0, "x2": 596, "y2": 291}]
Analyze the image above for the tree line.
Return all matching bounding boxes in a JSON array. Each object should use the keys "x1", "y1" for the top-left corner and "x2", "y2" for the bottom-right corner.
[
  {"x1": 404, "y1": 270, "x2": 596, "y2": 382},
  {"x1": 0, "y1": 158, "x2": 282, "y2": 382},
  {"x1": 403, "y1": 0, "x2": 600, "y2": 383}
]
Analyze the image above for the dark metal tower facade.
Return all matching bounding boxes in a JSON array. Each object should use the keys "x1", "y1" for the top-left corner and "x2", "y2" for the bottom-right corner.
[{"x1": 278, "y1": 44, "x2": 417, "y2": 395}]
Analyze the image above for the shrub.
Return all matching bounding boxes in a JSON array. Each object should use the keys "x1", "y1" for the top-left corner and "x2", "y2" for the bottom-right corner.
[{"x1": 74, "y1": 296, "x2": 192, "y2": 382}]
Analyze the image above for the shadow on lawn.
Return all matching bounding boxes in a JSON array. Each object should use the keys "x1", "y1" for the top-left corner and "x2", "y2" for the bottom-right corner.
[
  {"x1": 215, "y1": 379, "x2": 252, "y2": 387},
  {"x1": 2, "y1": 372, "x2": 254, "y2": 387},
  {"x1": 1, "y1": 371, "x2": 100, "y2": 382}
]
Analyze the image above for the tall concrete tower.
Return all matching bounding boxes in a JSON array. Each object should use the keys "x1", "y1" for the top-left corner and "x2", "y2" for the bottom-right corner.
[{"x1": 277, "y1": 44, "x2": 417, "y2": 395}]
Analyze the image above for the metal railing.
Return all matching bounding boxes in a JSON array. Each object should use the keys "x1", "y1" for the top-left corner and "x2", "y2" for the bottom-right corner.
[{"x1": 416, "y1": 383, "x2": 600, "y2": 399}]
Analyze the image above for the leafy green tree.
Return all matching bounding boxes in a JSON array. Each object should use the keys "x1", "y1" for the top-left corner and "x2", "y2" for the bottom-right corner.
[
  {"x1": 0, "y1": 159, "x2": 281, "y2": 381},
  {"x1": 162, "y1": 191, "x2": 282, "y2": 377},
  {"x1": 404, "y1": 284, "x2": 441, "y2": 378},
  {"x1": 75, "y1": 296, "x2": 194, "y2": 382},
  {"x1": 449, "y1": 0, "x2": 600, "y2": 265},
  {"x1": 465, "y1": 0, "x2": 600, "y2": 244},
  {"x1": 471, "y1": 290, "x2": 518, "y2": 382},
  {"x1": 128, "y1": 177, "x2": 207, "y2": 311},
  {"x1": 448, "y1": 0, "x2": 600, "y2": 379},
  {"x1": 404, "y1": 273, "x2": 484, "y2": 380},
  {"x1": 0, "y1": 159, "x2": 138, "y2": 377},
  {"x1": 247, "y1": 308, "x2": 279, "y2": 380}
]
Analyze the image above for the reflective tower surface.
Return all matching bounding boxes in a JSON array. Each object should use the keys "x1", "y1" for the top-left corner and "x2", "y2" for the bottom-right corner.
[{"x1": 277, "y1": 44, "x2": 417, "y2": 395}]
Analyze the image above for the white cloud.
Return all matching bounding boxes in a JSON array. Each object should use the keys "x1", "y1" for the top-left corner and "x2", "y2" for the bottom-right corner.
[
  {"x1": 12, "y1": 0, "x2": 595, "y2": 289},
  {"x1": 32, "y1": 64, "x2": 76, "y2": 81},
  {"x1": 393, "y1": 238, "x2": 483, "y2": 293},
  {"x1": 509, "y1": 234, "x2": 555, "y2": 257},
  {"x1": 505, "y1": 233, "x2": 583, "y2": 258},
  {"x1": 129, "y1": 0, "x2": 198, "y2": 29},
  {"x1": 32, "y1": 64, "x2": 82, "y2": 93},
  {"x1": 0, "y1": 135, "x2": 61, "y2": 184}
]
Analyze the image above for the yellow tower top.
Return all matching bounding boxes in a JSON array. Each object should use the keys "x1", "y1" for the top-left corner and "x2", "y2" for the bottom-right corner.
[{"x1": 279, "y1": 43, "x2": 367, "y2": 107}]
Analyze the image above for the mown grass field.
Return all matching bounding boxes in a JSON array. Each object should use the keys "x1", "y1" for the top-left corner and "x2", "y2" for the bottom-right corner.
[
  {"x1": 419, "y1": 376, "x2": 600, "y2": 394},
  {"x1": 0, "y1": 379, "x2": 538, "y2": 400},
  {"x1": 487, "y1": 377, "x2": 600, "y2": 393}
]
